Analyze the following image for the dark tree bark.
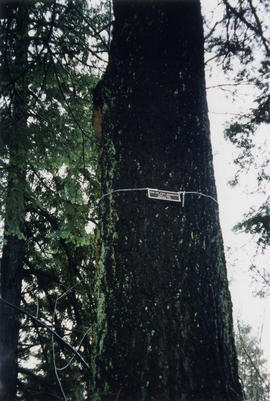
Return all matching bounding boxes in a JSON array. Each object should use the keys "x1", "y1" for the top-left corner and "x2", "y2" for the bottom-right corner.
[
  {"x1": 0, "y1": 5, "x2": 29, "y2": 401},
  {"x1": 92, "y1": 1, "x2": 243, "y2": 401}
]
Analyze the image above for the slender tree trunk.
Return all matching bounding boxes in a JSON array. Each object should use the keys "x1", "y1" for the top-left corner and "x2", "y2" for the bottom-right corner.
[
  {"x1": 0, "y1": 5, "x2": 29, "y2": 400},
  {"x1": 92, "y1": 1, "x2": 243, "y2": 400}
]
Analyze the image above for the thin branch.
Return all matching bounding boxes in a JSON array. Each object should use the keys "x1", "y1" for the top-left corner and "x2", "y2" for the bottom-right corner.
[
  {"x1": 52, "y1": 287, "x2": 68, "y2": 401},
  {"x1": 206, "y1": 82, "x2": 253, "y2": 90},
  {"x1": 246, "y1": 0, "x2": 270, "y2": 55},
  {"x1": 57, "y1": 326, "x2": 92, "y2": 372},
  {"x1": 73, "y1": 5, "x2": 111, "y2": 51},
  {"x1": 223, "y1": 0, "x2": 270, "y2": 55},
  {"x1": 237, "y1": 321, "x2": 270, "y2": 391},
  {"x1": 208, "y1": 110, "x2": 245, "y2": 116},
  {"x1": 250, "y1": 265, "x2": 270, "y2": 289},
  {"x1": 204, "y1": 17, "x2": 225, "y2": 41},
  {"x1": 204, "y1": 53, "x2": 220, "y2": 65},
  {"x1": 0, "y1": 295, "x2": 90, "y2": 370}
]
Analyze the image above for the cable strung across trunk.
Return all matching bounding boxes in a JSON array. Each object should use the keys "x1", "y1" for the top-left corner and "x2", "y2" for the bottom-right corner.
[{"x1": 91, "y1": 1, "x2": 243, "y2": 400}]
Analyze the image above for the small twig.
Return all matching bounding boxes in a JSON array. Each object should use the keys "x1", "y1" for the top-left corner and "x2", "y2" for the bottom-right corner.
[
  {"x1": 206, "y1": 82, "x2": 253, "y2": 90},
  {"x1": 57, "y1": 327, "x2": 92, "y2": 372},
  {"x1": 208, "y1": 111, "x2": 245, "y2": 116}
]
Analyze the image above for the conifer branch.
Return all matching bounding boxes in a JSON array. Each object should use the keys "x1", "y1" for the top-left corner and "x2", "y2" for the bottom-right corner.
[{"x1": 0, "y1": 295, "x2": 90, "y2": 370}]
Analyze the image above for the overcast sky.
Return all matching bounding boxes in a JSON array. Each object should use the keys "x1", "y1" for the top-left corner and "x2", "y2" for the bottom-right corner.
[{"x1": 202, "y1": 0, "x2": 270, "y2": 368}]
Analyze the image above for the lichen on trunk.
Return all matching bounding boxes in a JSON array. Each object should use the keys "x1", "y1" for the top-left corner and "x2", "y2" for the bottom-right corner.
[{"x1": 91, "y1": 1, "x2": 243, "y2": 400}]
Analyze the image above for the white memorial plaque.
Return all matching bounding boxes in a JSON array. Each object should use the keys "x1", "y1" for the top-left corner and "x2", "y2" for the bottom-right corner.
[{"x1": 147, "y1": 188, "x2": 181, "y2": 202}]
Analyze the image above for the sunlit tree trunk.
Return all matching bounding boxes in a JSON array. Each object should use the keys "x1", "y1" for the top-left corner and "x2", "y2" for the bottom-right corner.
[
  {"x1": 92, "y1": 1, "x2": 243, "y2": 400},
  {"x1": 0, "y1": 5, "x2": 29, "y2": 400}
]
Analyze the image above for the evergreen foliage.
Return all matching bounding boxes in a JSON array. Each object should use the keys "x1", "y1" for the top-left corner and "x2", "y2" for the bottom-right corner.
[
  {"x1": 206, "y1": 0, "x2": 270, "y2": 288},
  {"x1": 236, "y1": 322, "x2": 270, "y2": 401},
  {"x1": 0, "y1": 0, "x2": 110, "y2": 399}
]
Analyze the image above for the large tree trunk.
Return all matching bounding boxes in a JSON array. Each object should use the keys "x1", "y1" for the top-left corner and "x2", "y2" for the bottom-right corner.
[
  {"x1": 0, "y1": 5, "x2": 29, "y2": 400},
  {"x1": 92, "y1": 1, "x2": 243, "y2": 400}
]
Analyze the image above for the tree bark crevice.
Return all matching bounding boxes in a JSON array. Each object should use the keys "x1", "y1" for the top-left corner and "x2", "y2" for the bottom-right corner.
[
  {"x1": 0, "y1": 4, "x2": 29, "y2": 400},
  {"x1": 92, "y1": 1, "x2": 242, "y2": 400}
]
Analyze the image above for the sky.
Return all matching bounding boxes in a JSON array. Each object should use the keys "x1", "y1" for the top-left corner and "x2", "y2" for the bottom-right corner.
[
  {"x1": 207, "y1": 78, "x2": 270, "y2": 368},
  {"x1": 202, "y1": 0, "x2": 270, "y2": 368}
]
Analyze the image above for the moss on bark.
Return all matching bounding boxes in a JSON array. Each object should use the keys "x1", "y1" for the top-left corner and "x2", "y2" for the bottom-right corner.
[{"x1": 91, "y1": 1, "x2": 243, "y2": 400}]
